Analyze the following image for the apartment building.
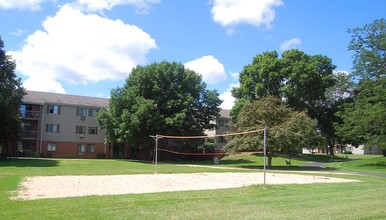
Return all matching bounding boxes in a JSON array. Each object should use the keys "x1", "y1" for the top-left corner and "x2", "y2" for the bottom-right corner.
[
  {"x1": 205, "y1": 109, "x2": 231, "y2": 151},
  {"x1": 17, "y1": 90, "x2": 109, "y2": 158},
  {"x1": 1, "y1": 91, "x2": 232, "y2": 159}
]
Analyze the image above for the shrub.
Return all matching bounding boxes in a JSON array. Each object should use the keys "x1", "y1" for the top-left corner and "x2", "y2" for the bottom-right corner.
[
  {"x1": 96, "y1": 153, "x2": 106, "y2": 159},
  {"x1": 343, "y1": 150, "x2": 353, "y2": 154}
]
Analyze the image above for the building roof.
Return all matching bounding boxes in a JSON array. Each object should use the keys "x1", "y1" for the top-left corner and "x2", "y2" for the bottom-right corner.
[
  {"x1": 23, "y1": 90, "x2": 109, "y2": 108},
  {"x1": 219, "y1": 109, "x2": 230, "y2": 118}
]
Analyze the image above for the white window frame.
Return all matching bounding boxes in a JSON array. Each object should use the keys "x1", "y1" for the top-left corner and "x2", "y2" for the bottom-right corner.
[
  {"x1": 46, "y1": 124, "x2": 60, "y2": 133},
  {"x1": 77, "y1": 144, "x2": 85, "y2": 153},
  {"x1": 87, "y1": 144, "x2": 95, "y2": 153},
  {"x1": 77, "y1": 107, "x2": 87, "y2": 117},
  {"x1": 76, "y1": 126, "x2": 86, "y2": 134},
  {"x1": 88, "y1": 108, "x2": 97, "y2": 117},
  {"x1": 48, "y1": 105, "x2": 60, "y2": 114},
  {"x1": 47, "y1": 143, "x2": 56, "y2": 151}
]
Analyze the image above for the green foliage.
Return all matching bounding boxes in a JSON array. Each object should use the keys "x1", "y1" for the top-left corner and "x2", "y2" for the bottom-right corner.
[
  {"x1": 97, "y1": 61, "x2": 222, "y2": 148},
  {"x1": 224, "y1": 97, "x2": 320, "y2": 166},
  {"x1": 232, "y1": 49, "x2": 336, "y2": 147},
  {"x1": 197, "y1": 138, "x2": 216, "y2": 152},
  {"x1": 336, "y1": 18, "x2": 386, "y2": 152},
  {"x1": 348, "y1": 18, "x2": 386, "y2": 80},
  {"x1": 336, "y1": 78, "x2": 386, "y2": 150},
  {"x1": 0, "y1": 37, "x2": 25, "y2": 143}
]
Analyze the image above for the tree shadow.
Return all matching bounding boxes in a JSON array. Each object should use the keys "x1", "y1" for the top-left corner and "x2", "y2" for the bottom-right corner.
[
  {"x1": 0, "y1": 158, "x2": 59, "y2": 167},
  {"x1": 358, "y1": 162, "x2": 386, "y2": 168},
  {"x1": 235, "y1": 165, "x2": 338, "y2": 172},
  {"x1": 289, "y1": 153, "x2": 349, "y2": 163},
  {"x1": 214, "y1": 159, "x2": 256, "y2": 165}
]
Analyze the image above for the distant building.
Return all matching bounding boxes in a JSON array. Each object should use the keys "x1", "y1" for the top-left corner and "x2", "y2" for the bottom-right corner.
[
  {"x1": 302, "y1": 144, "x2": 383, "y2": 155},
  {"x1": 1, "y1": 91, "x2": 232, "y2": 159},
  {"x1": 205, "y1": 109, "x2": 231, "y2": 151},
  {"x1": 7, "y1": 90, "x2": 109, "y2": 158},
  {"x1": 345, "y1": 144, "x2": 383, "y2": 155}
]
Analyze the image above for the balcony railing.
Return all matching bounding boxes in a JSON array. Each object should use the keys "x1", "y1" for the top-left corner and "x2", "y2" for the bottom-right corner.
[
  {"x1": 21, "y1": 130, "x2": 39, "y2": 139},
  {"x1": 20, "y1": 110, "x2": 40, "y2": 119}
]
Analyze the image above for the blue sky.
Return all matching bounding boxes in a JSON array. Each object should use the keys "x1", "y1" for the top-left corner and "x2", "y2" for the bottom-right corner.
[{"x1": 1, "y1": 0, "x2": 385, "y2": 109}]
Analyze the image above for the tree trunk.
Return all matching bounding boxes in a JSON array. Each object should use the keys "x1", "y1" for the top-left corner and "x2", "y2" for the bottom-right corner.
[
  {"x1": 383, "y1": 150, "x2": 386, "y2": 157},
  {"x1": 329, "y1": 140, "x2": 335, "y2": 156},
  {"x1": 267, "y1": 151, "x2": 273, "y2": 168}
]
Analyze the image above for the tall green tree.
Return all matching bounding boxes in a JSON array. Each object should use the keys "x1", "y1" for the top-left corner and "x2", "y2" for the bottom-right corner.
[
  {"x1": 336, "y1": 18, "x2": 386, "y2": 156},
  {"x1": 97, "y1": 61, "x2": 222, "y2": 150},
  {"x1": 348, "y1": 18, "x2": 386, "y2": 80},
  {"x1": 0, "y1": 37, "x2": 25, "y2": 145},
  {"x1": 224, "y1": 96, "x2": 320, "y2": 167},
  {"x1": 320, "y1": 72, "x2": 354, "y2": 151},
  {"x1": 232, "y1": 49, "x2": 335, "y2": 152}
]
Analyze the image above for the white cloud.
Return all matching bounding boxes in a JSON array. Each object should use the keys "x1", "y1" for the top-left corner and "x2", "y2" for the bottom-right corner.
[
  {"x1": 219, "y1": 83, "x2": 238, "y2": 110},
  {"x1": 9, "y1": 4, "x2": 157, "y2": 93},
  {"x1": 10, "y1": 29, "x2": 25, "y2": 36},
  {"x1": 219, "y1": 91, "x2": 234, "y2": 110},
  {"x1": 184, "y1": 55, "x2": 227, "y2": 85},
  {"x1": 0, "y1": 0, "x2": 46, "y2": 10},
  {"x1": 334, "y1": 70, "x2": 349, "y2": 75},
  {"x1": 0, "y1": 0, "x2": 159, "y2": 12},
  {"x1": 211, "y1": 0, "x2": 283, "y2": 32},
  {"x1": 280, "y1": 38, "x2": 302, "y2": 51},
  {"x1": 23, "y1": 76, "x2": 66, "y2": 94},
  {"x1": 229, "y1": 71, "x2": 239, "y2": 81},
  {"x1": 75, "y1": 0, "x2": 160, "y2": 13}
]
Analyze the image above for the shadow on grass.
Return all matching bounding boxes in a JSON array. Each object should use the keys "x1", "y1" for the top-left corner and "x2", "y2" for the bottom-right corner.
[
  {"x1": 234, "y1": 165, "x2": 338, "y2": 172},
  {"x1": 289, "y1": 154, "x2": 349, "y2": 163},
  {"x1": 358, "y1": 162, "x2": 386, "y2": 168},
  {"x1": 0, "y1": 158, "x2": 59, "y2": 167},
  {"x1": 213, "y1": 159, "x2": 256, "y2": 165}
]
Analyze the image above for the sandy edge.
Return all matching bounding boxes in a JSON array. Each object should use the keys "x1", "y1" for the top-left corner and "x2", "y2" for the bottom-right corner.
[{"x1": 11, "y1": 172, "x2": 359, "y2": 200}]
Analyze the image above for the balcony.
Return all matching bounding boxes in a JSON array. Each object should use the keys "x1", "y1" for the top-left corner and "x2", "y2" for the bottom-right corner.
[
  {"x1": 21, "y1": 130, "x2": 39, "y2": 139},
  {"x1": 20, "y1": 110, "x2": 40, "y2": 119}
]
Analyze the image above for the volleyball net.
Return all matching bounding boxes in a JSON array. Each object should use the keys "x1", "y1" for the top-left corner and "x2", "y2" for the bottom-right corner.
[
  {"x1": 151, "y1": 128, "x2": 267, "y2": 185},
  {"x1": 152, "y1": 128, "x2": 264, "y2": 165}
]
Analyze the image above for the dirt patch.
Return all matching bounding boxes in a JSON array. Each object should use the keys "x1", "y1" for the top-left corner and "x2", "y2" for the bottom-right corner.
[{"x1": 12, "y1": 172, "x2": 358, "y2": 200}]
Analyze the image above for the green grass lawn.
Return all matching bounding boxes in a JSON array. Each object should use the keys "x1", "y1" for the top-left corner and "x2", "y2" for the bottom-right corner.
[{"x1": 1, "y1": 154, "x2": 385, "y2": 219}]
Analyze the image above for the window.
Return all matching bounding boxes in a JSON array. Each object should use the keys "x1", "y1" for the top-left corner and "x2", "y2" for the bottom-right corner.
[
  {"x1": 88, "y1": 108, "x2": 97, "y2": 117},
  {"x1": 47, "y1": 143, "x2": 56, "y2": 151},
  {"x1": 218, "y1": 119, "x2": 229, "y2": 127},
  {"x1": 76, "y1": 126, "x2": 86, "y2": 134},
  {"x1": 21, "y1": 122, "x2": 32, "y2": 130},
  {"x1": 87, "y1": 144, "x2": 95, "y2": 152},
  {"x1": 77, "y1": 144, "x2": 85, "y2": 153},
  {"x1": 88, "y1": 126, "x2": 98, "y2": 135},
  {"x1": 47, "y1": 105, "x2": 60, "y2": 114},
  {"x1": 77, "y1": 107, "x2": 87, "y2": 117},
  {"x1": 46, "y1": 124, "x2": 60, "y2": 133}
]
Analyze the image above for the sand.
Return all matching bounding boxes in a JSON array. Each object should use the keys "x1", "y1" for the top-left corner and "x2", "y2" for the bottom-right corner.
[{"x1": 12, "y1": 172, "x2": 359, "y2": 200}]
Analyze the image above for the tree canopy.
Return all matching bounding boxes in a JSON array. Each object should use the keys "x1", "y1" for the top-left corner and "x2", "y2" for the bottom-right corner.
[
  {"x1": 231, "y1": 49, "x2": 336, "y2": 151},
  {"x1": 0, "y1": 37, "x2": 25, "y2": 144},
  {"x1": 97, "y1": 61, "x2": 222, "y2": 148},
  {"x1": 348, "y1": 18, "x2": 386, "y2": 80},
  {"x1": 224, "y1": 96, "x2": 320, "y2": 167},
  {"x1": 336, "y1": 18, "x2": 386, "y2": 156}
]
